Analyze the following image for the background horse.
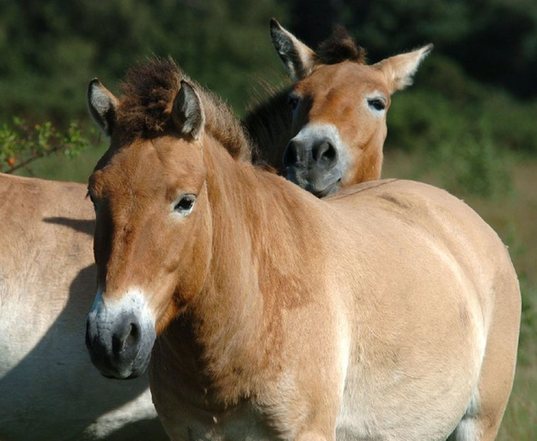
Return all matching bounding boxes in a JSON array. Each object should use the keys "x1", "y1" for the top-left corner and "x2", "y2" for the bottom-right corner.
[
  {"x1": 85, "y1": 59, "x2": 520, "y2": 441},
  {"x1": 245, "y1": 19, "x2": 431, "y2": 196}
]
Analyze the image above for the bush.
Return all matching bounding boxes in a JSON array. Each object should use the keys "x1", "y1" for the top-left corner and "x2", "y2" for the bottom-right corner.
[
  {"x1": 430, "y1": 130, "x2": 513, "y2": 198},
  {"x1": 0, "y1": 118, "x2": 94, "y2": 174}
]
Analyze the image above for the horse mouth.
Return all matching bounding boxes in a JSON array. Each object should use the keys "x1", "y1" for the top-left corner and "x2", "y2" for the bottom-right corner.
[
  {"x1": 311, "y1": 179, "x2": 341, "y2": 198},
  {"x1": 284, "y1": 164, "x2": 342, "y2": 198}
]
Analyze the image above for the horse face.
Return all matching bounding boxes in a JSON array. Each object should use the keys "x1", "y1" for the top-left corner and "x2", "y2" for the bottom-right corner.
[
  {"x1": 283, "y1": 62, "x2": 390, "y2": 196},
  {"x1": 270, "y1": 19, "x2": 432, "y2": 195},
  {"x1": 85, "y1": 80, "x2": 211, "y2": 379}
]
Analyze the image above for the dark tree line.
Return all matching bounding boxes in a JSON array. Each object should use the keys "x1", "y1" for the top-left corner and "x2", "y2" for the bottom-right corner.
[{"x1": 1, "y1": 0, "x2": 536, "y2": 157}]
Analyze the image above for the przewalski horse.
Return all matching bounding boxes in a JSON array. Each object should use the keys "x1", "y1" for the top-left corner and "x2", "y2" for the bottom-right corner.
[
  {"x1": 0, "y1": 59, "x2": 256, "y2": 441},
  {"x1": 0, "y1": 174, "x2": 167, "y2": 440},
  {"x1": 244, "y1": 19, "x2": 431, "y2": 196},
  {"x1": 0, "y1": 58, "x2": 260, "y2": 441},
  {"x1": 85, "y1": 59, "x2": 520, "y2": 441}
]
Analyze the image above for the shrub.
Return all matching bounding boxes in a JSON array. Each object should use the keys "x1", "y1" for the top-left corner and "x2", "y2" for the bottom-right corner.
[{"x1": 0, "y1": 118, "x2": 93, "y2": 174}]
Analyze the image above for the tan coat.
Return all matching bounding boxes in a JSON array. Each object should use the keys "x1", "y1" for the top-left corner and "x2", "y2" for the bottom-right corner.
[{"x1": 85, "y1": 69, "x2": 521, "y2": 440}]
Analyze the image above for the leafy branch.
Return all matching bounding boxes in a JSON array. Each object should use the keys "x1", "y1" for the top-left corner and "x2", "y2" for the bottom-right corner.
[{"x1": 0, "y1": 118, "x2": 94, "y2": 174}]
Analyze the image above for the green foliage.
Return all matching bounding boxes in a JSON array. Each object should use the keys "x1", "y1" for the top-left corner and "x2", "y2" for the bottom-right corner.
[
  {"x1": 384, "y1": 55, "x2": 536, "y2": 197},
  {"x1": 0, "y1": 0, "x2": 288, "y2": 124},
  {"x1": 340, "y1": 0, "x2": 537, "y2": 98},
  {"x1": 388, "y1": 56, "x2": 537, "y2": 154},
  {"x1": 519, "y1": 277, "x2": 537, "y2": 365},
  {"x1": 0, "y1": 118, "x2": 94, "y2": 174},
  {"x1": 431, "y1": 132, "x2": 512, "y2": 198}
]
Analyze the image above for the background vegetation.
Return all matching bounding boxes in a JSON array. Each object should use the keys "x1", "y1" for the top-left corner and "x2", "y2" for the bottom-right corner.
[{"x1": 0, "y1": 0, "x2": 535, "y2": 438}]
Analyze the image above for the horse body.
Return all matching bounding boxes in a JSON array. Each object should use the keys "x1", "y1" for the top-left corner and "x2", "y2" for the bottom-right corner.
[
  {"x1": 146, "y1": 152, "x2": 518, "y2": 441},
  {"x1": 84, "y1": 65, "x2": 520, "y2": 441},
  {"x1": 0, "y1": 173, "x2": 166, "y2": 440}
]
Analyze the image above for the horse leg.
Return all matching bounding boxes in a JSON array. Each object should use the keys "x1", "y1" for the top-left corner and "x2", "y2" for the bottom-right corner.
[{"x1": 450, "y1": 275, "x2": 520, "y2": 441}]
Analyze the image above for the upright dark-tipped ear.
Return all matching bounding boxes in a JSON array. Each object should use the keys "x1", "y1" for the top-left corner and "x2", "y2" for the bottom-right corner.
[
  {"x1": 374, "y1": 44, "x2": 433, "y2": 93},
  {"x1": 87, "y1": 79, "x2": 118, "y2": 136},
  {"x1": 172, "y1": 80, "x2": 205, "y2": 140},
  {"x1": 270, "y1": 18, "x2": 316, "y2": 81}
]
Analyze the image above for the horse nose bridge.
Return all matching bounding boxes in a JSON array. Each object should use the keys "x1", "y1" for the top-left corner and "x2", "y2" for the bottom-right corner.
[{"x1": 105, "y1": 224, "x2": 143, "y2": 291}]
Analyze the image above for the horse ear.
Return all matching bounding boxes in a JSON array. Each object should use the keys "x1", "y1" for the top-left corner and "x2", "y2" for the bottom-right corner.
[
  {"x1": 87, "y1": 79, "x2": 118, "y2": 136},
  {"x1": 270, "y1": 18, "x2": 316, "y2": 81},
  {"x1": 172, "y1": 80, "x2": 205, "y2": 140},
  {"x1": 374, "y1": 44, "x2": 433, "y2": 93}
]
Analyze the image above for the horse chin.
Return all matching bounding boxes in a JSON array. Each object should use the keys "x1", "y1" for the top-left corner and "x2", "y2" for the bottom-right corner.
[
  {"x1": 284, "y1": 167, "x2": 342, "y2": 197},
  {"x1": 311, "y1": 180, "x2": 341, "y2": 198},
  {"x1": 306, "y1": 175, "x2": 342, "y2": 198}
]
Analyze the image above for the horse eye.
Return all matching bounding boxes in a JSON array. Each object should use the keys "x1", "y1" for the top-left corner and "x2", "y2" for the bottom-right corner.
[
  {"x1": 367, "y1": 98, "x2": 386, "y2": 111},
  {"x1": 288, "y1": 95, "x2": 300, "y2": 111},
  {"x1": 173, "y1": 194, "x2": 196, "y2": 216}
]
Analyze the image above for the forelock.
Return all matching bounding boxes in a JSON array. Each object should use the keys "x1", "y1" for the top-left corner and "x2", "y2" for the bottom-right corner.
[
  {"x1": 117, "y1": 57, "x2": 182, "y2": 138},
  {"x1": 316, "y1": 26, "x2": 367, "y2": 65}
]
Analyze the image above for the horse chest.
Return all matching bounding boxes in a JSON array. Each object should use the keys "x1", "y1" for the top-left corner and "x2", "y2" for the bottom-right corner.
[{"x1": 153, "y1": 394, "x2": 279, "y2": 441}]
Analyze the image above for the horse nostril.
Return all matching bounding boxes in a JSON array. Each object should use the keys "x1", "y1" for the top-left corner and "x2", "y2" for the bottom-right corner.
[
  {"x1": 283, "y1": 140, "x2": 299, "y2": 167},
  {"x1": 85, "y1": 319, "x2": 93, "y2": 349},
  {"x1": 112, "y1": 321, "x2": 141, "y2": 356},
  {"x1": 127, "y1": 323, "x2": 139, "y2": 347},
  {"x1": 313, "y1": 141, "x2": 337, "y2": 165}
]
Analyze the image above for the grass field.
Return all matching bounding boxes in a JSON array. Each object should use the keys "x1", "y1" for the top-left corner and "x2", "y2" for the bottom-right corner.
[{"x1": 16, "y1": 144, "x2": 537, "y2": 440}]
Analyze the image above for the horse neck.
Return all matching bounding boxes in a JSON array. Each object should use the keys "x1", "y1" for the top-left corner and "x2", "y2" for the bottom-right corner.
[
  {"x1": 176, "y1": 137, "x2": 325, "y2": 401},
  {"x1": 242, "y1": 87, "x2": 293, "y2": 170}
]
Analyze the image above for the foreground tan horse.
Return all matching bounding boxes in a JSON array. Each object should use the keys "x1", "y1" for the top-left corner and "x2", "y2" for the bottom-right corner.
[
  {"x1": 1, "y1": 28, "x2": 418, "y2": 437},
  {"x1": 0, "y1": 65, "x2": 250, "y2": 438},
  {"x1": 0, "y1": 61, "x2": 251, "y2": 440},
  {"x1": 0, "y1": 174, "x2": 167, "y2": 440},
  {"x1": 85, "y1": 60, "x2": 520, "y2": 441},
  {"x1": 245, "y1": 20, "x2": 431, "y2": 196}
]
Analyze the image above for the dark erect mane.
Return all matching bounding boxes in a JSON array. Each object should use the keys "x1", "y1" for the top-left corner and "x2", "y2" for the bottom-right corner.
[
  {"x1": 118, "y1": 57, "x2": 179, "y2": 136},
  {"x1": 116, "y1": 57, "x2": 252, "y2": 161},
  {"x1": 315, "y1": 26, "x2": 367, "y2": 65}
]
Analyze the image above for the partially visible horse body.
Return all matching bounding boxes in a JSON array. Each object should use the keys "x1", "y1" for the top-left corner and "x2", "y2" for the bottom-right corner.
[
  {"x1": 245, "y1": 20, "x2": 431, "y2": 196},
  {"x1": 85, "y1": 60, "x2": 520, "y2": 441}
]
